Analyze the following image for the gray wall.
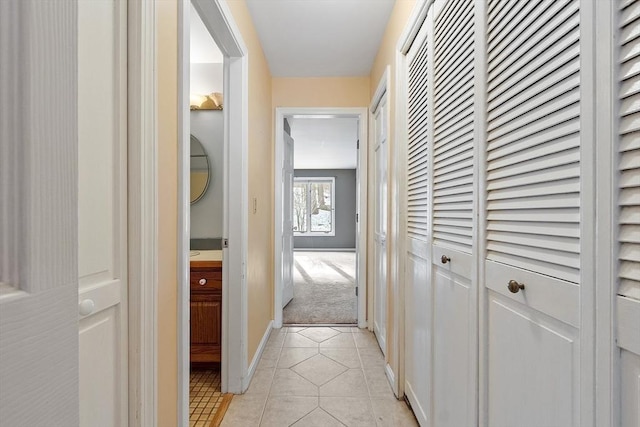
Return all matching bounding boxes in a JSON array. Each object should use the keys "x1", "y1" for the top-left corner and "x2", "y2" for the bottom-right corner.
[
  {"x1": 190, "y1": 110, "x2": 223, "y2": 239},
  {"x1": 294, "y1": 169, "x2": 356, "y2": 249}
]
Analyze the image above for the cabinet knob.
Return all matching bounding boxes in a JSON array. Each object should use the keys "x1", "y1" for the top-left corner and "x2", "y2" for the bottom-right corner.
[
  {"x1": 441, "y1": 255, "x2": 451, "y2": 264},
  {"x1": 199, "y1": 278, "x2": 207, "y2": 286},
  {"x1": 507, "y1": 280, "x2": 525, "y2": 293},
  {"x1": 79, "y1": 299, "x2": 95, "y2": 316}
]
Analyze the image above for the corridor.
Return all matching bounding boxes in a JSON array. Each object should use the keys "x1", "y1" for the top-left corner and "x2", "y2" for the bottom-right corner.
[{"x1": 220, "y1": 327, "x2": 417, "y2": 426}]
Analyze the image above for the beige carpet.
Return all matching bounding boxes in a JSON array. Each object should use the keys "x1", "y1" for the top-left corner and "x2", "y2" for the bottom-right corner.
[{"x1": 283, "y1": 251, "x2": 357, "y2": 324}]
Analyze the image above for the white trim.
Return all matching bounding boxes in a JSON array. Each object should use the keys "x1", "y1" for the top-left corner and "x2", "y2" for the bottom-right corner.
[
  {"x1": 177, "y1": 2, "x2": 190, "y2": 424},
  {"x1": 370, "y1": 66, "x2": 390, "y2": 113},
  {"x1": 594, "y1": 0, "x2": 618, "y2": 426},
  {"x1": 397, "y1": 0, "x2": 433, "y2": 55},
  {"x1": 579, "y1": 1, "x2": 597, "y2": 425},
  {"x1": 384, "y1": 363, "x2": 397, "y2": 397},
  {"x1": 370, "y1": 66, "x2": 394, "y2": 383},
  {"x1": 473, "y1": 1, "x2": 489, "y2": 425},
  {"x1": 294, "y1": 248, "x2": 356, "y2": 252},
  {"x1": 274, "y1": 107, "x2": 368, "y2": 329},
  {"x1": 243, "y1": 321, "x2": 274, "y2": 389},
  {"x1": 127, "y1": 0, "x2": 157, "y2": 425},
  {"x1": 393, "y1": 37, "x2": 408, "y2": 404}
]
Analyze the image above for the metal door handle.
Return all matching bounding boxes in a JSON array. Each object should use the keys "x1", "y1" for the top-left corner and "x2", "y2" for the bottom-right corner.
[
  {"x1": 441, "y1": 255, "x2": 450, "y2": 264},
  {"x1": 508, "y1": 280, "x2": 525, "y2": 293}
]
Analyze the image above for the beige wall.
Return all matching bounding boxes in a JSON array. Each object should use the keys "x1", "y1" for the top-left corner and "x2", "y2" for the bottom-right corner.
[
  {"x1": 368, "y1": 0, "x2": 417, "y2": 371},
  {"x1": 226, "y1": 0, "x2": 274, "y2": 364},
  {"x1": 157, "y1": 0, "x2": 179, "y2": 425},
  {"x1": 272, "y1": 77, "x2": 370, "y2": 108}
]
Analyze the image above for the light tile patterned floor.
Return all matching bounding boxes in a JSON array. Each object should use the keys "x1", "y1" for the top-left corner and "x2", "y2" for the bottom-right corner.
[
  {"x1": 190, "y1": 368, "x2": 224, "y2": 427},
  {"x1": 221, "y1": 327, "x2": 418, "y2": 426}
]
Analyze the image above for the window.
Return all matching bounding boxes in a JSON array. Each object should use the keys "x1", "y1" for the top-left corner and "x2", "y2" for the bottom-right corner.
[{"x1": 293, "y1": 177, "x2": 335, "y2": 236}]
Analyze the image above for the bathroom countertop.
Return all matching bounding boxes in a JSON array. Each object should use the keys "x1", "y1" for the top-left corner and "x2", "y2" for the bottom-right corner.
[{"x1": 190, "y1": 250, "x2": 222, "y2": 268}]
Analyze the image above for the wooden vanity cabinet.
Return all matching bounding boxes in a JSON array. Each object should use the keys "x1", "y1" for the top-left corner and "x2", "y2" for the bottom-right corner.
[{"x1": 190, "y1": 260, "x2": 222, "y2": 363}]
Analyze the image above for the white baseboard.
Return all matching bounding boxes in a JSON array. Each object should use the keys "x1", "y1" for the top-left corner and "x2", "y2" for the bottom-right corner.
[
  {"x1": 294, "y1": 248, "x2": 356, "y2": 252},
  {"x1": 385, "y1": 363, "x2": 399, "y2": 398},
  {"x1": 242, "y1": 320, "x2": 274, "y2": 391}
]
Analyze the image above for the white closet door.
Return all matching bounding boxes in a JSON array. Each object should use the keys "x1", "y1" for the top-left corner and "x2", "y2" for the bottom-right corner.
[
  {"x1": 617, "y1": 1, "x2": 640, "y2": 425},
  {"x1": 0, "y1": 1, "x2": 79, "y2": 424},
  {"x1": 373, "y1": 93, "x2": 388, "y2": 355},
  {"x1": 77, "y1": 0, "x2": 128, "y2": 425},
  {"x1": 484, "y1": 0, "x2": 582, "y2": 425},
  {"x1": 430, "y1": 0, "x2": 477, "y2": 425},
  {"x1": 404, "y1": 10, "x2": 433, "y2": 426}
]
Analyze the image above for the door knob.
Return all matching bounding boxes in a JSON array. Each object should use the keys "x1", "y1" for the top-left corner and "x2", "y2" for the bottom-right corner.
[
  {"x1": 441, "y1": 255, "x2": 450, "y2": 264},
  {"x1": 507, "y1": 280, "x2": 525, "y2": 293},
  {"x1": 199, "y1": 278, "x2": 207, "y2": 286},
  {"x1": 79, "y1": 299, "x2": 95, "y2": 316}
]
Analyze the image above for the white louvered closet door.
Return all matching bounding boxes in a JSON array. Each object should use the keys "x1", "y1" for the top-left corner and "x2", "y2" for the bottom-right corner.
[
  {"x1": 484, "y1": 0, "x2": 582, "y2": 425},
  {"x1": 430, "y1": 0, "x2": 477, "y2": 426},
  {"x1": 617, "y1": 1, "x2": 640, "y2": 426},
  {"x1": 403, "y1": 10, "x2": 432, "y2": 426}
]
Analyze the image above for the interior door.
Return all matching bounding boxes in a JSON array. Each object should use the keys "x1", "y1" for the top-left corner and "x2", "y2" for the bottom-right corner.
[
  {"x1": 484, "y1": 0, "x2": 583, "y2": 425},
  {"x1": 282, "y1": 129, "x2": 295, "y2": 307},
  {"x1": 77, "y1": 0, "x2": 128, "y2": 425},
  {"x1": 373, "y1": 94, "x2": 388, "y2": 355},
  {"x1": 0, "y1": 1, "x2": 79, "y2": 425},
  {"x1": 404, "y1": 8, "x2": 433, "y2": 427},
  {"x1": 430, "y1": 0, "x2": 477, "y2": 425}
]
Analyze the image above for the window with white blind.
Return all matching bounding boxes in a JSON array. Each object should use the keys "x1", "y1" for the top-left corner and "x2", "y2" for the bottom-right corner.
[{"x1": 293, "y1": 177, "x2": 335, "y2": 236}]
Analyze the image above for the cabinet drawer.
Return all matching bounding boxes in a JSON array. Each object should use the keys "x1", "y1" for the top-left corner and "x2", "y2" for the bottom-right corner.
[{"x1": 190, "y1": 270, "x2": 222, "y2": 290}]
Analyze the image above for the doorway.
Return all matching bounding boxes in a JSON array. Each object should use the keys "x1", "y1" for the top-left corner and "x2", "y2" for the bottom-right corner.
[
  {"x1": 186, "y1": 4, "x2": 227, "y2": 425},
  {"x1": 178, "y1": 1, "x2": 249, "y2": 425},
  {"x1": 274, "y1": 108, "x2": 368, "y2": 328}
]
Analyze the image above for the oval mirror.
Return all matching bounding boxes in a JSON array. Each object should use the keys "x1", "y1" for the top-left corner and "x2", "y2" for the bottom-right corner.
[{"x1": 190, "y1": 135, "x2": 210, "y2": 204}]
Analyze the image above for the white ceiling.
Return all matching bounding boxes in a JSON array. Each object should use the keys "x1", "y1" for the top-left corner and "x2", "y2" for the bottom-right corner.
[
  {"x1": 190, "y1": 4, "x2": 223, "y2": 64},
  {"x1": 291, "y1": 118, "x2": 358, "y2": 169},
  {"x1": 245, "y1": 0, "x2": 395, "y2": 77}
]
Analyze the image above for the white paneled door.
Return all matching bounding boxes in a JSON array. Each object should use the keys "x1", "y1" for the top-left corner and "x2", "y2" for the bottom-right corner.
[
  {"x1": 0, "y1": 1, "x2": 79, "y2": 425},
  {"x1": 78, "y1": 0, "x2": 128, "y2": 426},
  {"x1": 484, "y1": 0, "x2": 583, "y2": 425},
  {"x1": 373, "y1": 92, "x2": 388, "y2": 355},
  {"x1": 283, "y1": 130, "x2": 295, "y2": 307}
]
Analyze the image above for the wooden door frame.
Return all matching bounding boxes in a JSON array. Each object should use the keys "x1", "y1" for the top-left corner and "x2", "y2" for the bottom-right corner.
[{"x1": 273, "y1": 107, "x2": 369, "y2": 329}]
